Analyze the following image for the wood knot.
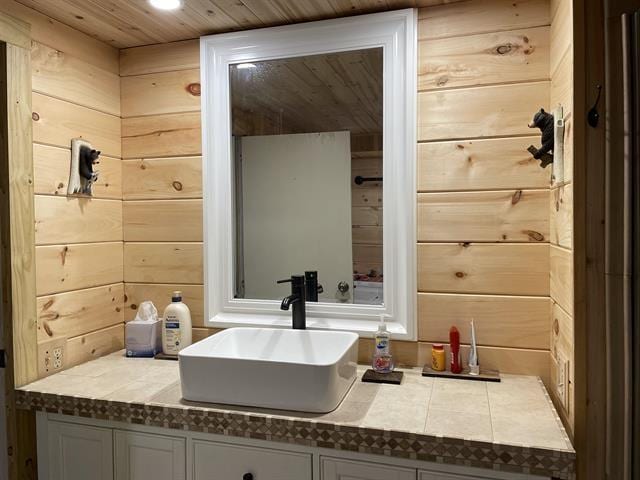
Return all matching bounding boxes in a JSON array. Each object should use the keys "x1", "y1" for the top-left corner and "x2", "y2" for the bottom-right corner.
[
  {"x1": 115, "y1": 307, "x2": 121, "y2": 312},
  {"x1": 511, "y1": 190, "x2": 523, "y2": 204},
  {"x1": 32, "y1": 112, "x2": 40, "y2": 121},
  {"x1": 187, "y1": 82, "x2": 201, "y2": 96},
  {"x1": 455, "y1": 271, "x2": 466, "y2": 278},
  {"x1": 172, "y1": 181, "x2": 183, "y2": 191},
  {"x1": 43, "y1": 321, "x2": 53, "y2": 337},
  {"x1": 456, "y1": 144, "x2": 465, "y2": 150},
  {"x1": 130, "y1": 304, "x2": 137, "y2": 310},
  {"x1": 57, "y1": 182, "x2": 64, "y2": 190},
  {"x1": 460, "y1": 242, "x2": 470, "y2": 248},
  {"x1": 436, "y1": 76, "x2": 449, "y2": 87},
  {"x1": 523, "y1": 230, "x2": 545, "y2": 241},
  {"x1": 495, "y1": 44, "x2": 514, "y2": 55},
  {"x1": 553, "y1": 318, "x2": 560, "y2": 334}
]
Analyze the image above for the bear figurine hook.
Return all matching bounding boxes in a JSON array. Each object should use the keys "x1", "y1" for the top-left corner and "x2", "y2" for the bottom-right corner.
[{"x1": 527, "y1": 108, "x2": 554, "y2": 168}]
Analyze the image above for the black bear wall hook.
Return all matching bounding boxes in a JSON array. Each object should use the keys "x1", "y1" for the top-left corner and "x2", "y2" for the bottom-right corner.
[
  {"x1": 68, "y1": 138, "x2": 100, "y2": 195},
  {"x1": 527, "y1": 108, "x2": 554, "y2": 168}
]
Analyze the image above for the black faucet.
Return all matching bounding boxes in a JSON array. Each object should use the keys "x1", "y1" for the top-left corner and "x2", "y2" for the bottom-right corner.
[
  {"x1": 277, "y1": 274, "x2": 306, "y2": 329},
  {"x1": 304, "y1": 271, "x2": 323, "y2": 302}
]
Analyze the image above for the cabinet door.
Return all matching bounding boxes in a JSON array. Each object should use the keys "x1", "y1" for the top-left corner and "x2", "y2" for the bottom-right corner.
[
  {"x1": 48, "y1": 421, "x2": 113, "y2": 480},
  {"x1": 193, "y1": 440, "x2": 312, "y2": 480},
  {"x1": 321, "y1": 457, "x2": 416, "y2": 480},
  {"x1": 114, "y1": 431, "x2": 185, "y2": 480}
]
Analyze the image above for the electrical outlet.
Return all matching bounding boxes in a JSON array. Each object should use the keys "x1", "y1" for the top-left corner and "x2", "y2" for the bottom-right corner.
[
  {"x1": 37, "y1": 338, "x2": 67, "y2": 378},
  {"x1": 555, "y1": 353, "x2": 570, "y2": 409}
]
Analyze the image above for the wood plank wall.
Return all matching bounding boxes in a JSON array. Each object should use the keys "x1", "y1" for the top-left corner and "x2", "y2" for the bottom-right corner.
[
  {"x1": 548, "y1": 0, "x2": 575, "y2": 434},
  {"x1": 0, "y1": 1, "x2": 125, "y2": 376},
  {"x1": 120, "y1": 0, "x2": 553, "y2": 383},
  {"x1": 120, "y1": 39, "x2": 205, "y2": 336},
  {"x1": 416, "y1": 0, "x2": 552, "y2": 384}
]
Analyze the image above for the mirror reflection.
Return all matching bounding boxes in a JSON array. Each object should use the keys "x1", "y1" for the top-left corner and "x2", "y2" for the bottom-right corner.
[{"x1": 231, "y1": 48, "x2": 383, "y2": 305}]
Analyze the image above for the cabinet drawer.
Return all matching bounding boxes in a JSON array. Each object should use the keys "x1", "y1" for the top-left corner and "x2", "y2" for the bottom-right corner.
[
  {"x1": 48, "y1": 421, "x2": 113, "y2": 480},
  {"x1": 321, "y1": 456, "x2": 416, "y2": 480},
  {"x1": 419, "y1": 470, "x2": 495, "y2": 479},
  {"x1": 193, "y1": 440, "x2": 312, "y2": 480},
  {"x1": 115, "y1": 430, "x2": 186, "y2": 480}
]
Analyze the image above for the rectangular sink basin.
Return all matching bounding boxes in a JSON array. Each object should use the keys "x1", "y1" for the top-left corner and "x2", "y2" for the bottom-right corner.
[{"x1": 179, "y1": 327, "x2": 359, "y2": 413}]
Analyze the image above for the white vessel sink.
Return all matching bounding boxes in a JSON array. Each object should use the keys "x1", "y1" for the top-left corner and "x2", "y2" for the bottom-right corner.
[{"x1": 178, "y1": 327, "x2": 359, "y2": 413}]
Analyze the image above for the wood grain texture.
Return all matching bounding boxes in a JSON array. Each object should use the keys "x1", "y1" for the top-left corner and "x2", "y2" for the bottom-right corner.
[
  {"x1": 0, "y1": 7, "x2": 30, "y2": 48},
  {"x1": 65, "y1": 323, "x2": 124, "y2": 368},
  {"x1": 122, "y1": 112, "x2": 201, "y2": 159},
  {"x1": 0, "y1": 0, "x2": 119, "y2": 72},
  {"x1": 417, "y1": 190, "x2": 549, "y2": 242},
  {"x1": 550, "y1": 47, "x2": 573, "y2": 117},
  {"x1": 1, "y1": 43, "x2": 38, "y2": 388},
  {"x1": 31, "y1": 41, "x2": 121, "y2": 116},
  {"x1": 35, "y1": 196, "x2": 123, "y2": 245},
  {"x1": 551, "y1": 300, "x2": 573, "y2": 363},
  {"x1": 418, "y1": 243, "x2": 550, "y2": 295},
  {"x1": 418, "y1": 292, "x2": 550, "y2": 349},
  {"x1": 417, "y1": 81, "x2": 550, "y2": 141},
  {"x1": 124, "y1": 283, "x2": 204, "y2": 326},
  {"x1": 550, "y1": 182, "x2": 573, "y2": 248},
  {"x1": 352, "y1": 185, "x2": 383, "y2": 208},
  {"x1": 32, "y1": 92, "x2": 121, "y2": 157},
  {"x1": 1, "y1": 40, "x2": 39, "y2": 480},
  {"x1": 418, "y1": 0, "x2": 551, "y2": 40},
  {"x1": 120, "y1": 39, "x2": 200, "y2": 76},
  {"x1": 352, "y1": 206, "x2": 382, "y2": 226},
  {"x1": 121, "y1": 68, "x2": 201, "y2": 117},
  {"x1": 352, "y1": 226, "x2": 383, "y2": 245},
  {"x1": 550, "y1": 245, "x2": 573, "y2": 315},
  {"x1": 34, "y1": 144, "x2": 122, "y2": 200},
  {"x1": 417, "y1": 137, "x2": 551, "y2": 191},
  {"x1": 36, "y1": 283, "x2": 124, "y2": 342},
  {"x1": 36, "y1": 242, "x2": 124, "y2": 296},
  {"x1": 419, "y1": 26, "x2": 550, "y2": 91},
  {"x1": 16, "y1": 0, "x2": 455, "y2": 49},
  {"x1": 549, "y1": 0, "x2": 572, "y2": 77},
  {"x1": 123, "y1": 200, "x2": 203, "y2": 242},
  {"x1": 124, "y1": 243, "x2": 203, "y2": 284},
  {"x1": 122, "y1": 157, "x2": 202, "y2": 200}
]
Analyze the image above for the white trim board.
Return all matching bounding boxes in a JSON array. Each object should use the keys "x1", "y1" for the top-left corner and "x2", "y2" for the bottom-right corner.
[{"x1": 200, "y1": 9, "x2": 417, "y2": 340}]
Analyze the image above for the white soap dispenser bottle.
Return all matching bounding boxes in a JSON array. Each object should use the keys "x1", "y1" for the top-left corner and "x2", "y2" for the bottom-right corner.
[
  {"x1": 162, "y1": 291, "x2": 192, "y2": 355},
  {"x1": 372, "y1": 315, "x2": 394, "y2": 373}
]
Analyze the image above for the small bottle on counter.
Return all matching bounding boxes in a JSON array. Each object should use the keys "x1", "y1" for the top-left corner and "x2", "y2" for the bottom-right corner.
[
  {"x1": 372, "y1": 315, "x2": 394, "y2": 373},
  {"x1": 431, "y1": 344, "x2": 445, "y2": 371},
  {"x1": 162, "y1": 291, "x2": 192, "y2": 356}
]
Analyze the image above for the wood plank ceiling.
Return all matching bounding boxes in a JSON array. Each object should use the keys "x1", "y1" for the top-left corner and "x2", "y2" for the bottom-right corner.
[
  {"x1": 15, "y1": 0, "x2": 459, "y2": 48},
  {"x1": 231, "y1": 48, "x2": 383, "y2": 137}
]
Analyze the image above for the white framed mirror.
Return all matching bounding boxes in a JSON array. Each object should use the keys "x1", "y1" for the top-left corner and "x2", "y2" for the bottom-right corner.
[{"x1": 201, "y1": 9, "x2": 417, "y2": 340}]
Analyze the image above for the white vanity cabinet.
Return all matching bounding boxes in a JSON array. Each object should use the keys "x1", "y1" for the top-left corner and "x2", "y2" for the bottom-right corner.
[
  {"x1": 38, "y1": 413, "x2": 553, "y2": 480},
  {"x1": 320, "y1": 457, "x2": 416, "y2": 480},
  {"x1": 193, "y1": 440, "x2": 312, "y2": 480},
  {"x1": 46, "y1": 421, "x2": 113, "y2": 480},
  {"x1": 114, "y1": 431, "x2": 186, "y2": 480}
]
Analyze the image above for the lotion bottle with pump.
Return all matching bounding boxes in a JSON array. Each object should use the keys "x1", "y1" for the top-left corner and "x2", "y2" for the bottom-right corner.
[
  {"x1": 162, "y1": 291, "x2": 192, "y2": 355},
  {"x1": 372, "y1": 315, "x2": 394, "y2": 373}
]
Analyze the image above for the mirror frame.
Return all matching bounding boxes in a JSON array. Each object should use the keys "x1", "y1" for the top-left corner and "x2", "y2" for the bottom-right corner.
[{"x1": 201, "y1": 9, "x2": 417, "y2": 340}]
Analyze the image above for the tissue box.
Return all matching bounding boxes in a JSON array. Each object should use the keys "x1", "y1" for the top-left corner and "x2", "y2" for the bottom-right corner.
[{"x1": 125, "y1": 318, "x2": 161, "y2": 357}]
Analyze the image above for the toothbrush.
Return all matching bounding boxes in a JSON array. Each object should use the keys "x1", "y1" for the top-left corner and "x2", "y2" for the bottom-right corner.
[{"x1": 469, "y1": 319, "x2": 479, "y2": 375}]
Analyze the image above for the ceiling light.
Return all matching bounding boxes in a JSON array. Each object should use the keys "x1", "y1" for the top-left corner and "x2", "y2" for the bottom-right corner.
[
  {"x1": 236, "y1": 63, "x2": 257, "y2": 70},
  {"x1": 149, "y1": 0, "x2": 182, "y2": 11}
]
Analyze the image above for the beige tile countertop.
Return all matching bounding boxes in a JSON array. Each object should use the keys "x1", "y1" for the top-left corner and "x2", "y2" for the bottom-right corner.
[{"x1": 16, "y1": 351, "x2": 575, "y2": 479}]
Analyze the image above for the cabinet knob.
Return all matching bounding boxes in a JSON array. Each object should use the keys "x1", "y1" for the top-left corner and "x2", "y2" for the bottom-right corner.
[{"x1": 243, "y1": 474, "x2": 253, "y2": 480}]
